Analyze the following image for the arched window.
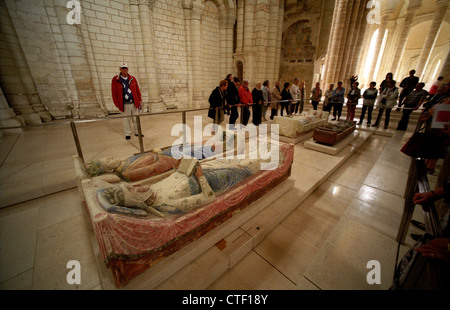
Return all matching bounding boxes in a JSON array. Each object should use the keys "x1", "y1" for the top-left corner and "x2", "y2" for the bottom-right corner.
[
  {"x1": 373, "y1": 29, "x2": 388, "y2": 80},
  {"x1": 363, "y1": 28, "x2": 388, "y2": 82},
  {"x1": 363, "y1": 29, "x2": 379, "y2": 81}
]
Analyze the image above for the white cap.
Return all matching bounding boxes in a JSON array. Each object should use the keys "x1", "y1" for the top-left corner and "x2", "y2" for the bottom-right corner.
[{"x1": 119, "y1": 62, "x2": 128, "y2": 68}]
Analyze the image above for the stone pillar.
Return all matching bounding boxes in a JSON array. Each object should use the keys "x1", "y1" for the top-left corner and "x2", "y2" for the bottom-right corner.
[
  {"x1": 243, "y1": 0, "x2": 256, "y2": 84},
  {"x1": 253, "y1": 0, "x2": 271, "y2": 84},
  {"x1": 366, "y1": 10, "x2": 393, "y2": 82},
  {"x1": 182, "y1": 1, "x2": 193, "y2": 106},
  {"x1": 342, "y1": 1, "x2": 369, "y2": 84},
  {"x1": 390, "y1": 5, "x2": 421, "y2": 77},
  {"x1": 78, "y1": 2, "x2": 108, "y2": 115},
  {"x1": 184, "y1": 0, "x2": 205, "y2": 103},
  {"x1": 267, "y1": 0, "x2": 280, "y2": 84},
  {"x1": 134, "y1": 0, "x2": 165, "y2": 112},
  {"x1": 439, "y1": 44, "x2": 450, "y2": 79},
  {"x1": 323, "y1": 0, "x2": 352, "y2": 86},
  {"x1": 225, "y1": 14, "x2": 236, "y2": 75},
  {"x1": 415, "y1": 0, "x2": 449, "y2": 78},
  {"x1": 54, "y1": 0, "x2": 106, "y2": 119},
  {"x1": 375, "y1": 18, "x2": 398, "y2": 82},
  {"x1": 219, "y1": 14, "x2": 228, "y2": 79},
  {"x1": 235, "y1": 0, "x2": 244, "y2": 54},
  {"x1": 0, "y1": 0, "x2": 49, "y2": 124},
  {"x1": 274, "y1": 0, "x2": 284, "y2": 81},
  {"x1": 129, "y1": 4, "x2": 148, "y2": 105},
  {"x1": 0, "y1": 85, "x2": 23, "y2": 136}
]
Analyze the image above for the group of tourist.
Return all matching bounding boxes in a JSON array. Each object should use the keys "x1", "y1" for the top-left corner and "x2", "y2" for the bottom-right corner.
[
  {"x1": 323, "y1": 70, "x2": 450, "y2": 130},
  {"x1": 207, "y1": 71, "x2": 447, "y2": 131},
  {"x1": 208, "y1": 69, "x2": 449, "y2": 132},
  {"x1": 208, "y1": 74, "x2": 335, "y2": 128},
  {"x1": 110, "y1": 61, "x2": 449, "y2": 139}
]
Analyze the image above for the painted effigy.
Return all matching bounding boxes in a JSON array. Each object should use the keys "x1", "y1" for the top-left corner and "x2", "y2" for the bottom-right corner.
[
  {"x1": 273, "y1": 110, "x2": 329, "y2": 139},
  {"x1": 77, "y1": 141, "x2": 294, "y2": 288}
]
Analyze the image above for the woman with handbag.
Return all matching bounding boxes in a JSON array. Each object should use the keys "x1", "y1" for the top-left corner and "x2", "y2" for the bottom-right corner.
[
  {"x1": 323, "y1": 83, "x2": 334, "y2": 113},
  {"x1": 346, "y1": 81, "x2": 361, "y2": 121},
  {"x1": 372, "y1": 80, "x2": 398, "y2": 129},
  {"x1": 281, "y1": 82, "x2": 293, "y2": 116},
  {"x1": 310, "y1": 82, "x2": 322, "y2": 111},
  {"x1": 331, "y1": 81, "x2": 345, "y2": 121}
]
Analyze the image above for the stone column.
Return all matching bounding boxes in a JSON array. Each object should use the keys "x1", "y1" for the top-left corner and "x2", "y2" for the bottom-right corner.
[
  {"x1": 235, "y1": 0, "x2": 244, "y2": 54},
  {"x1": 134, "y1": 0, "x2": 165, "y2": 112},
  {"x1": 342, "y1": 1, "x2": 370, "y2": 83},
  {"x1": 390, "y1": 5, "x2": 421, "y2": 77},
  {"x1": 0, "y1": 85, "x2": 23, "y2": 136},
  {"x1": 266, "y1": 0, "x2": 280, "y2": 83},
  {"x1": 54, "y1": 0, "x2": 106, "y2": 119},
  {"x1": 323, "y1": 0, "x2": 352, "y2": 86},
  {"x1": 129, "y1": 3, "x2": 148, "y2": 107},
  {"x1": 78, "y1": 2, "x2": 108, "y2": 115},
  {"x1": 415, "y1": 0, "x2": 449, "y2": 78},
  {"x1": 274, "y1": 0, "x2": 284, "y2": 81},
  {"x1": 181, "y1": 1, "x2": 193, "y2": 106},
  {"x1": 219, "y1": 14, "x2": 228, "y2": 79},
  {"x1": 225, "y1": 14, "x2": 236, "y2": 75},
  {"x1": 439, "y1": 43, "x2": 450, "y2": 79},
  {"x1": 253, "y1": 0, "x2": 271, "y2": 84},
  {"x1": 366, "y1": 10, "x2": 393, "y2": 82},
  {"x1": 375, "y1": 18, "x2": 398, "y2": 82},
  {"x1": 183, "y1": 0, "x2": 205, "y2": 103},
  {"x1": 243, "y1": 0, "x2": 256, "y2": 84},
  {"x1": 0, "y1": 0, "x2": 49, "y2": 124}
]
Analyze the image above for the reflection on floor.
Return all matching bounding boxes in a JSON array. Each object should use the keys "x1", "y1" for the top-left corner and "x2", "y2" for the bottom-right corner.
[{"x1": 0, "y1": 110, "x2": 438, "y2": 290}]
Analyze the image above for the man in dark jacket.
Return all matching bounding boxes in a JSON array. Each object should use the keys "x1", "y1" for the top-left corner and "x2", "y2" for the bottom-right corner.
[
  {"x1": 396, "y1": 82, "x2": 428, "y2": 131},
  {"x1": 111, "y1": 62, "x2": 143, "y2": 140},
  {"x1": 208, "y1": 80, "x2": 227, "y2": 124},
  {"x1": 227, "y1": 77, "x2": 241, "y2": 127},
  {"x1": 397, "y1": 69, "x2": 419, "y2": 110}
]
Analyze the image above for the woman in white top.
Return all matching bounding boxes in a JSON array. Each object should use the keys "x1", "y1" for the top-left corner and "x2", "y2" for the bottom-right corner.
[
  {"x1": 323, "y1": 84, "x2": 334, "y2": 113},
  {"x1": 310, "y1": 82, "x2": 323, "y2": 111},
  {"x1": 372, "y1": 80, "x2": 399, "y2": 129},
  {"x1": 358, "y1": 81, "x2": 378, "y2": 126}
]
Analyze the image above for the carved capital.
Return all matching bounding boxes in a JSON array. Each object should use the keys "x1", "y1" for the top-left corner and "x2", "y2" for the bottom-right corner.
[
  {"x1": 218, "y1": 13, "x2": 236, "y2": 28},
  {"x1": 190, "y1": 2, "x2": 204, "y2": 20},
  {"x1": 129, "y1": 0, "x2": 155, "y2": 9}
]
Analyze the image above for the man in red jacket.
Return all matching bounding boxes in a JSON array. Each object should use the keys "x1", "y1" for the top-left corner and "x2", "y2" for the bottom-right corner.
[
  {"x1": 238, "y1": 79, "x2": 253, "y2": 126},
  {"x1": 111, "y1": 62, "x2": 143, "y2": 140}
]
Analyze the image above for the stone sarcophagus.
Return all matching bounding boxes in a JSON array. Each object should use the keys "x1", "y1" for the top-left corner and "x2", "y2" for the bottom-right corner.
[
  {"x1": 312, "y1": 120, "x2": 357, "y2": 146},
  {"x1": 74, "y1": 139, "x2": 294, "y2": 288}
]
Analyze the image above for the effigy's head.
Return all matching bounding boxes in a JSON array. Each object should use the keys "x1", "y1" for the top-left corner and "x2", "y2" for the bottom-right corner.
[{"x1": 85, "y1": 158, "x2": 121, "y2": 177}]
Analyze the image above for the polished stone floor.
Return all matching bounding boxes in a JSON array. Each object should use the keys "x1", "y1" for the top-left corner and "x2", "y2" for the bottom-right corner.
[{"x1": 0, "y1": 107, "x2": 436, "y2": 290}]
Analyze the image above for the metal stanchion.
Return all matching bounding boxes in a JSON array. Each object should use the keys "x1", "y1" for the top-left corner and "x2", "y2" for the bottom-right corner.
[
  {"x1": 215, "y1": 107, "x2": 219, "y2": 125},
  {"x1": 182, "y1": 110, "x2": 187, "y2": 146},
  {"x1": 70, "y1": 121, "x2": 84, "y2": 163},
  {"x1": 135, "y1": 115, "x2": 144, "y2": 153},
  {"x1": 240, "y1": 105, "x2": 243, "y2": 125}
]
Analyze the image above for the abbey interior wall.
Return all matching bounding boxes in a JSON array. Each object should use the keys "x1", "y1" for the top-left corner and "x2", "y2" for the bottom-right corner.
[{"x1": 0, "y1": 0, "x2": 449, "y2": 129}]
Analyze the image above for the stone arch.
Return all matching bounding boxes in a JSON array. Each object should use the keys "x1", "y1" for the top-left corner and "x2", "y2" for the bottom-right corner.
[
  {"x1": 282, "y1": 19, "x2": 315, "y2": 64},
  {"x1": 236, "y1": 60, "x2": 244, "y2": 83}
]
